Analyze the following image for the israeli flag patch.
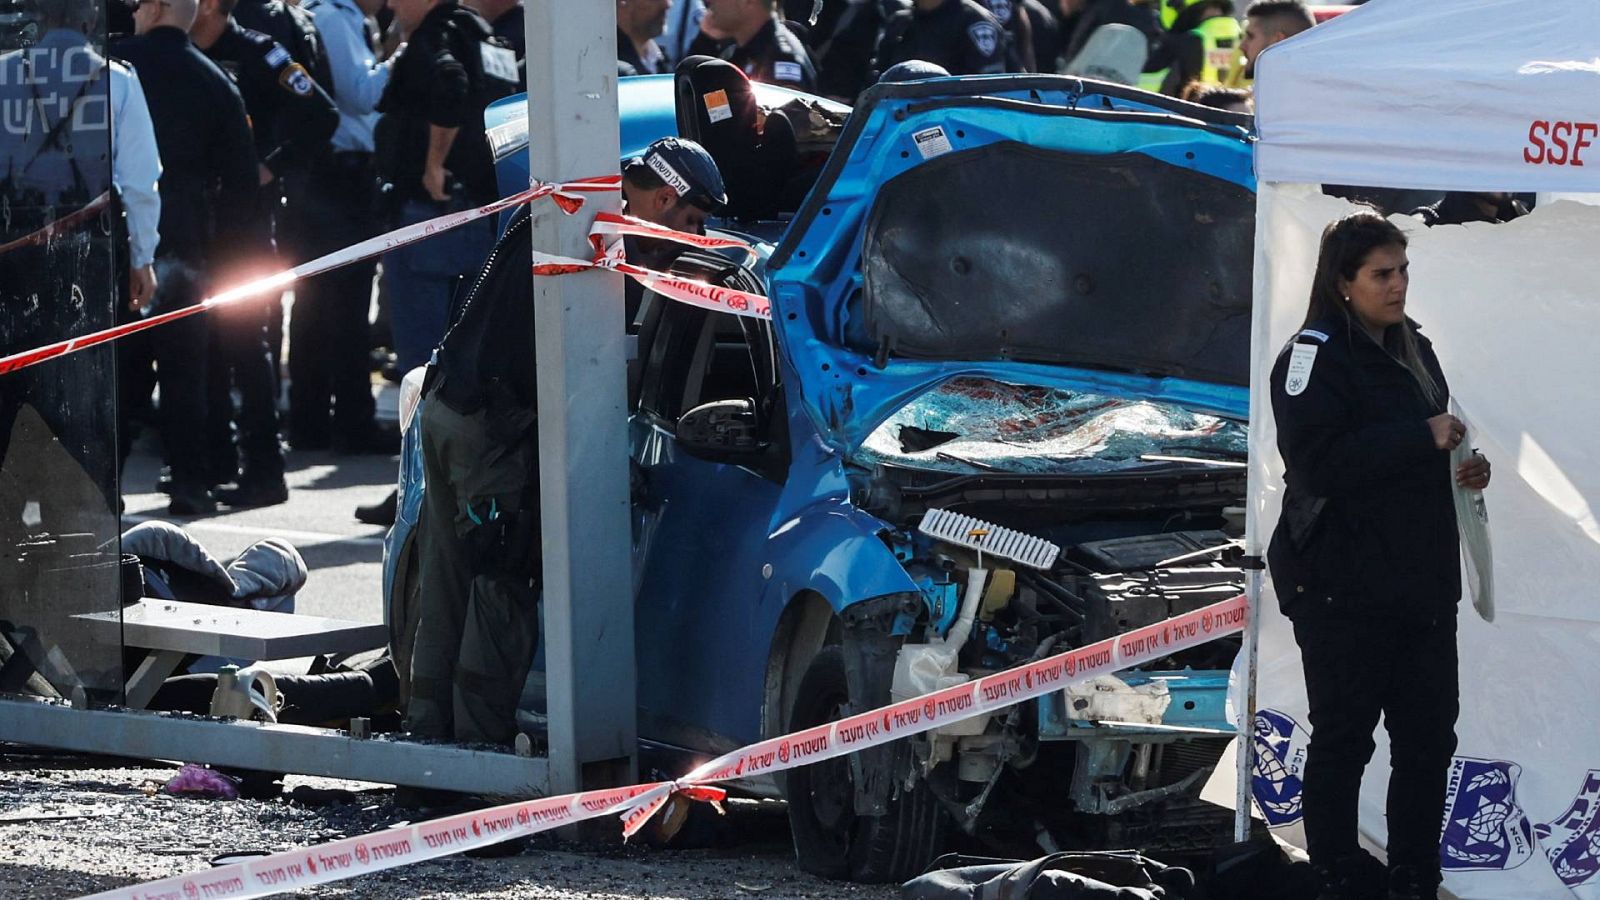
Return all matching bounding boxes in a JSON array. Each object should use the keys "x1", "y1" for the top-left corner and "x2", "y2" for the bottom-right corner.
[{"x1": 774, "y1": 61, "x2": 803, "y2": 83}]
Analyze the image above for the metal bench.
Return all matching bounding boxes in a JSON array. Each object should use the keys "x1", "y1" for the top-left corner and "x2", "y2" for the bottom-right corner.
[{"x1": 73, "y1": 599, "x2": 387, "y2": 709}]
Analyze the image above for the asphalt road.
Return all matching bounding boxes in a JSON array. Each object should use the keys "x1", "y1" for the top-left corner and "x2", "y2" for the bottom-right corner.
[{"x1": 118, "y1": 383, "x2": 400, "y2": 628}]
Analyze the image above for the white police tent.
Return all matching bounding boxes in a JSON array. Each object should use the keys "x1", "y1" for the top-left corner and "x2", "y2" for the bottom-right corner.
[{"x1": 1241, "y1": 1, "x2": 1600, "y2": 897}]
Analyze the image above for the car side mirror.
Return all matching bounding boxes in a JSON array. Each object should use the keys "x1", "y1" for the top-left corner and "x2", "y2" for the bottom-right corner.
[{"x1": 676, "y1": 398, "x2": 763, "y2": 460}]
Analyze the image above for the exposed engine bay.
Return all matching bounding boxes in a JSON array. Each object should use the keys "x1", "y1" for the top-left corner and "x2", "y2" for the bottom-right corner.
[{"x1": 855, "y1": 472, "x2": 1246, "y2": 852}]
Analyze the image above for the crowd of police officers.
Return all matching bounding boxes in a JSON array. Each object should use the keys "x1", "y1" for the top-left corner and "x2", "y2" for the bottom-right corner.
[
  {"x1": 623, "y1": 0, "x2": 1281, "y2": 102},
  {"x1": 93, "y1": 0, "x2": 523, "y2": 515}
]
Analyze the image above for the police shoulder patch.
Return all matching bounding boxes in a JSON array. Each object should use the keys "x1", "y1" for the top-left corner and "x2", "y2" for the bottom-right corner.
[
  {"x1": 967, "y1": 21, "x2": 1000, "y2": 59},
  {"x1": 1297, "y1": 328, "x2": 1330, "y2": 343},
  {"x1": 982, "y1": 0, "x2": 1013, "y2": 25},
  {"x1": 279, "y1": 62, "x2": 313, "y2": 96},
  {"x1": 1284, "y1": 343, "x2": 1318, "y2": 397},
  {"x1": 773, "y1": 61, "x2": 803, "y2": 83}
]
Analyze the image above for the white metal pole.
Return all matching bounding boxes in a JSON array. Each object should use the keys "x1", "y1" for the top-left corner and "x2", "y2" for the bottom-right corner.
[
  {"x1": 525, "y1": 2, "x2": 637, "y2": 796},
  {"x1": 1235, "y1": 566, "x2": 1261, "y2": 842}
]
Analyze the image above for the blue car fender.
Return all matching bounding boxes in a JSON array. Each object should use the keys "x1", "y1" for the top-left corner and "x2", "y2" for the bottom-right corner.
[{"x1": 757, "y1": 500, "x2": 917, "y2": 618}]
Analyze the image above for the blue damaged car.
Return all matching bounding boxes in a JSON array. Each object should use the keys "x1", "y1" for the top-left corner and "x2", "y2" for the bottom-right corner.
[{"x1": 385, "y1": 71, "x2": 1257, "y2": 882}]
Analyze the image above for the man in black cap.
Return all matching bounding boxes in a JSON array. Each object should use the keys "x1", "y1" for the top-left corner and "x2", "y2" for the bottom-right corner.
[
  {"x1": 401, "y1": 139, "x2": 725, "y2": 761},
  {"x1": 620, "y1": 137, "x2": 731, "y2": 324},
  {"x1": 701, "y1": 0, "x2": 818, "y2": 91}
]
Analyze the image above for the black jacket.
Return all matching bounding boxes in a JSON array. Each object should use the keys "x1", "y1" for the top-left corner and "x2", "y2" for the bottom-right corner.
[
  {"x1": 724, "y1": 17, "x2": 818, "y2": 91},
  {"x1": 204, "y1": 20, "x2": 339, "y2": 178},
  {"x1": 1267, "y1": 317, "x2": 1460, "y2": 620},
  {"x1": 375, "y1": 2, "x2": 516, "y2": 206},
  {"x1": 810, "y1": 0, "x2": 906, "y2": 100},
  {"x1": 112, "y1": 26, "x2": 260, "y2": 266},
  {"x1": 234, "y1": 0, "x2": 335, "y2": 92},
  {"x1": 875, "y1": 0, "x2": 1008, "y2": 78},
  {"x1": 435, "y1": 205, "x2": 536, "y2": 413}
]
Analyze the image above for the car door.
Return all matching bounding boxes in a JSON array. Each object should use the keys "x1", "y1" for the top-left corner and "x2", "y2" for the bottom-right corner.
[{"x1": 630, "y1": 259, "x2": 787, "y2": 753}]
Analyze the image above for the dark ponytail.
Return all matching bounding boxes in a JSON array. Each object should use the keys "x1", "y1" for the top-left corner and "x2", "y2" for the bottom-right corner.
[{"x1": 1304, "y1": 211, "x2": 1442, "y2": 407}]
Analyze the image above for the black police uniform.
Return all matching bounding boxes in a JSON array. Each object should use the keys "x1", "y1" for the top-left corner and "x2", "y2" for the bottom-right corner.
[
  {"x1": 201, "y1": 22, "x2": 340, "y2": 496},
  {"x1": 405, "y1": 206, "x2": 541, "y2": 746},
  {"x1": 234, "y1": 0, "x2": 335, "y2": 92},
  {"x1": 875, "y1": 0, "x2": 1008, "y2": 78},
  {"x1": 375, "y1": 2, "x2": 515, "y2": 208},
  {"x1": 1267, "y1": 317, "x2": 1460, "y2": 891},
  {"x1": 723, "y1": 16, "x2": 818, "y2": 91},
  {"x1": 808, "y1": 0, "x2": 906, "y2": 100},
  {"x1": 206, "y1": 22, "x2": 338, "y2": 183},
  {"x1": 111, "y1": 26, "x2": 259, "y2": 503},
  {"x1": 977, "y1": 0, "x2": 1037, "y2": 71},
  {"x1": 232, "y1": 0, "x2": 336, "y2": 403},
  {"x1": 488, "y1": 3, "x2": 525, "y2": 63}
]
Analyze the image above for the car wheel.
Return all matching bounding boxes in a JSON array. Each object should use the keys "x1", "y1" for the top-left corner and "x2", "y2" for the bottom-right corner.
[{"x1": 785, "y1": 645, "x2": 948, "y2": 883}]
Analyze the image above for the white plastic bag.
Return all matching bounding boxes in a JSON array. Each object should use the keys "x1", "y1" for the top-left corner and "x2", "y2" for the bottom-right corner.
[{"x1": 1450, "y1": 401, "x2": 1494, "y2": 622}]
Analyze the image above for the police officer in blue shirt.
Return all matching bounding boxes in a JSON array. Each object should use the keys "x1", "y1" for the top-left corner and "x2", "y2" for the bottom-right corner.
[{"x1": 289, "y1": 0, "x2": 397, "y2": 454}]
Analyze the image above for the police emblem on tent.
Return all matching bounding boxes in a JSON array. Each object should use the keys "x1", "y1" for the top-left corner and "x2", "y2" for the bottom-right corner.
[
  {"x1": 967, "y1": 22, "x2": 1000, "y2": 59},
  {"x1": 1251, "y1": 708, "x2": 1308, "y2": 826},
  {"x1": 1536, "y1": 769, "x2": 1600, "y2": 888},
  {"x1": 1440, "y1": 757, "x2": 1535, "y2": 871}
]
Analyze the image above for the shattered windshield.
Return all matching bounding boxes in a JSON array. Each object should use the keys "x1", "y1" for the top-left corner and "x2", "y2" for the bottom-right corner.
[{"x1": 858, "y1": 377, "x2": 1247, "y2": 475}]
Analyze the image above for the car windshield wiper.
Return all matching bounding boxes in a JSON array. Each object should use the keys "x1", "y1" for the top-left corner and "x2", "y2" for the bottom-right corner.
[
  {"x1": 1138, "y1": 454, "x2": 1247, "y2": 469},
  {"x1": 936, "y1": 451, "x2": 998, "y2": 471}
]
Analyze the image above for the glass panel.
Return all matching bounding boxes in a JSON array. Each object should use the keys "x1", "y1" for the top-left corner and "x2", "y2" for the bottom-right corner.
[{"x1": 0, "y1": 0, "x2": 123, "y2": 703}]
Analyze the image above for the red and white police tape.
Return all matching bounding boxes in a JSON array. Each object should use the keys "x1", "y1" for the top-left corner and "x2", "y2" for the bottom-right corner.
[
  {"x1": 0, "y1": 175, "x2": 778, "y2": 377},
  {"x1": 0, "y1": 177, "x2": 620, "y2": 377},
  {"x1": 78, "y1": 593, "x2": 1248, "y2": 900},
  {"x1": 531, "y1": 207, "x2": 772, "y2": 319}
]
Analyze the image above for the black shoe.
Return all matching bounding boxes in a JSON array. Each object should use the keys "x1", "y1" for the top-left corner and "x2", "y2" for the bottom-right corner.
[
  {"x1": 156, "y1": 467, "x2": 174, "y2": 495},
  {"x1": 216, "y1": 477, "x2": 289, "y2": 508},
  {"x1": 168, "y1": 483, "x2": 218, "y2": 516},
  {"x1": 333, "y1": 425, "x2": 400, "y2": 456},
  {"x1": 355, "y1": 490, "x2": 398, "y2": 527},
  {"x1": 1387, "y1": 865, "x2": 1442, "y2": 900},
  {"x1": 1314, "y1": 852, "x2": 1387, "y2": 900}
]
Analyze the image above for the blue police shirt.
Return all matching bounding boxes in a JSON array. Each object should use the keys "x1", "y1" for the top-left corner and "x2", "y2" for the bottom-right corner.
[{"x1": 302, "y1": 0, "x2": 391, "y2": 153}]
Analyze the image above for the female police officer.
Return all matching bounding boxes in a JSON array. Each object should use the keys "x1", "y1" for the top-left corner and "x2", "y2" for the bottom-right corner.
[{"x1": 1267, "y1": 211, "x2": 1491, "y2": 900}]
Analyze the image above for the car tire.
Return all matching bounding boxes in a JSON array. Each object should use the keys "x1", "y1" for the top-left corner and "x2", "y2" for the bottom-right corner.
[{"x1": 785, "y1": 645, "x2": 948, "y2": 883}]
